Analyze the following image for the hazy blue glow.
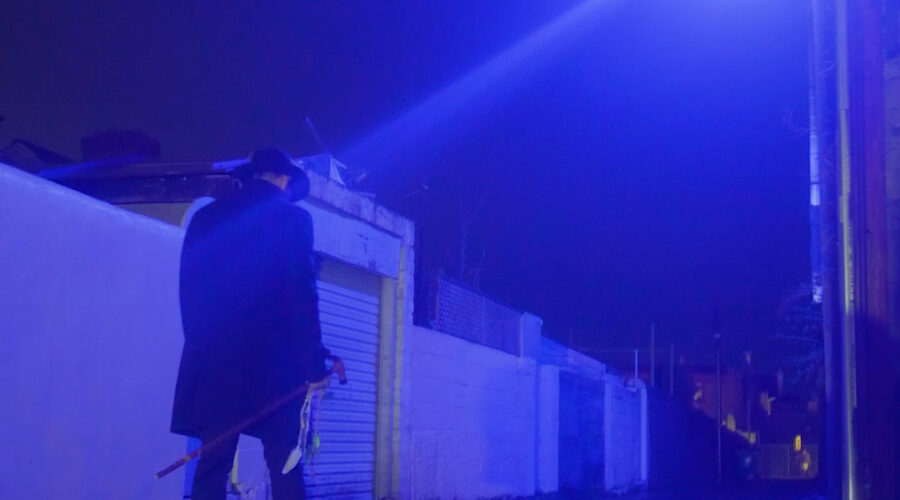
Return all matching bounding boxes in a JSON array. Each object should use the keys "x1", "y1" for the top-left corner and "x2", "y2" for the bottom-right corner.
[
  {"x1": 342, "y1": 0, "x2": 621, "y2": 169},
  {"x1": 35, "y1": 155, "x2": 148, "y2": 179}
]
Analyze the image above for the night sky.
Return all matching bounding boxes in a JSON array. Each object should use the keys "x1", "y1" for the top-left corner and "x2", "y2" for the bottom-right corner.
[{"x1": 1, "y1": 0, "x2": 810, "y2": 366}]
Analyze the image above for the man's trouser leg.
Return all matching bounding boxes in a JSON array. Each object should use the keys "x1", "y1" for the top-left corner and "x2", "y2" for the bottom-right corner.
[
  {"x1": 250, "y1": 404, "x2": 306, "y2": 500},
  {"x1": 191, "y1": 433, "x2": 239, "y2": 500},
  {"x1": 261, "y1": 433, "x2": 306, "y2": 500}
]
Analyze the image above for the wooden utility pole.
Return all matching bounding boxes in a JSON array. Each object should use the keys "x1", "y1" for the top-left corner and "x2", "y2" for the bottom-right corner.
[
  {"x1": 882, "y1": 0, "x2": 900, "y2": 496},
  {"x1": 821, "y1": 0, "x2": 895, "y2": 497},
  {"x1": 849, "y1": 0, "x2": 893, "y2": 495}
]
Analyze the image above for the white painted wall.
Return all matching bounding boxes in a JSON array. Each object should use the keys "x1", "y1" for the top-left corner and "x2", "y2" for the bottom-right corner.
[
  {"x1": 603, "y1": 375, "x2": 644, "y2": 492},
  {"x1": 537, "y1": 366, "x2": 560, "y2": 493},
  {"x1": 406, "y1": 327, "x2": 646, "y2": 498},
  {"x1": 409, "y1": 326, "x2": 537, "y2": 499},
  {"x1": 540, "y1": 338, "x2": 647, "y2": 494},
  {"x1": 0, "y1": 163, "x2": 185, "y2": 499}
]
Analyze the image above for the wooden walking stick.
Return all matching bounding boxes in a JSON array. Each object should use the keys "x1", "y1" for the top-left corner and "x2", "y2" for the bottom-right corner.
[{"x1": 155, "y1": 355, "x2": 347, "y2": 480}]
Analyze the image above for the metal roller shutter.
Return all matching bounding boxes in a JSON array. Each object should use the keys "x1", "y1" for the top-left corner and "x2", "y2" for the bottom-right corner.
[{"x1": 305, "y1": 260, "x2": 380, "y2": 500}]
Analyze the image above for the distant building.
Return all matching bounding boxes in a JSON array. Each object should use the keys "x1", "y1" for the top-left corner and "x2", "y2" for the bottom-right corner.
[
  {"x1": 683, "y1": 364, "x2": 819, "y2": 478},
  {"x1": 683, "y1": 365, "x2": 777, "y2": 437}
]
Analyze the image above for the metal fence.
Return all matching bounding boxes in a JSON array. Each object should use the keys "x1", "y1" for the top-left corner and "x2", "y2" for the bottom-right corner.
[
  {"x1": 421, "y1": 274, "x2": 522, "y2": 355},
  {"x1": 755, "y1": 444, "x2": 819, "y2": 479}
]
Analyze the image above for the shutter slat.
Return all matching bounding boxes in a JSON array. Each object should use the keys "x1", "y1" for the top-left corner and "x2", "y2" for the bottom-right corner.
[{"x1": 308, "y1": 272, "x2": 378, "y2": 498}]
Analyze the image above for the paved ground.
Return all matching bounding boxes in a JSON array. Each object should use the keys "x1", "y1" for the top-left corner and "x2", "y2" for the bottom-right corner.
[
  {"x1": 511, "y1": 481, "x2": 822, "y2": 499},
  {"x1": 602, "y1": 487, "x2": 822, "y2": 500}
]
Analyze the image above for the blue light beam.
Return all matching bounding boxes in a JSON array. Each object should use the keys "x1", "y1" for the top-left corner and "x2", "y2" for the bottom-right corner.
[{"x1": 342, "y1": 0, "x2": 622, "y2": 170}]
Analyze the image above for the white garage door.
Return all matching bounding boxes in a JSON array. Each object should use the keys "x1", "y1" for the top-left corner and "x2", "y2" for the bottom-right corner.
[{"x1": 305, "y1": 260, "x2": 381, "y2": 500}]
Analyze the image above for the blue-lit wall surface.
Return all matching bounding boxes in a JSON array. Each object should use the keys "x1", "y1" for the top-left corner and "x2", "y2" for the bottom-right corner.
[
  {"x1": 541, "y1": 338, "x2": 647, "y2": 493},
  {"x1": 559, "y1": 371, "x2": 605, "y2": 493},
  {"x1": 0, "y1": 163, "x2": 184, "y2": 499},
  {"x1": 409, "y1": 325, "x2": 540, "y2": 498}
]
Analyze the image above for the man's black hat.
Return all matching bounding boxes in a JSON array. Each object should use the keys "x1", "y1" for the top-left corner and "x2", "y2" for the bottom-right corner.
[{"x1": 232, "y1": 147, "x2": 310, "y2": 201}]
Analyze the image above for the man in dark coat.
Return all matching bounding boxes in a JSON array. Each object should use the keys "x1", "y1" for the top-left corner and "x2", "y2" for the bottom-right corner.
[{"x1": 171, "y1": 148, "x2": 329, "y2": 500}]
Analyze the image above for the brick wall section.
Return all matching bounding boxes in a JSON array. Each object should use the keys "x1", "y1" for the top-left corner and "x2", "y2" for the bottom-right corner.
[{"x1": 410, "y1": 326, "x2": 536, "y2": 499}]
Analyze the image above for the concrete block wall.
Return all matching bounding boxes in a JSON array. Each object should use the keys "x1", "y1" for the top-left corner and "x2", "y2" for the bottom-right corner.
[
  {"x1": 537, "y1": 366, "x2": 560, "y2": 493},
  {"x1": 406, "y1": 322, "x2": 647, "y2": 498},
  {"x1": 409, "y1": 326, "x2": 537, "y2": 499},
  {"x1": 603, "y1": 375, "x2": 644, "y2": 492},
  {"x1": 541, "y1": 338, "x2": 648, "y2": 494},
  {"x1": 558, "y1": 371, "x2": 605, "y2": 493},
  {"x1": 0, "y1": 163, "x2": 185, "y2": 499}
]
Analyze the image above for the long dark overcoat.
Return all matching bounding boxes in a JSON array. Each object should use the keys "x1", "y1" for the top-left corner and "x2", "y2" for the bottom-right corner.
[{"x1": 171, "y1": 179, "x2": 328, "y2": 438}]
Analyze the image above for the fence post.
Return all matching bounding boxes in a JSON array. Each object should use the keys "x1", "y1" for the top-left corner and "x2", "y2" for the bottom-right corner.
[
  {"x1": 634, "y1": 348, "x2": 638, "y2": 383},
  {"x1": 650, "y1": 323, "x2": 656, "y2": 387}
]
